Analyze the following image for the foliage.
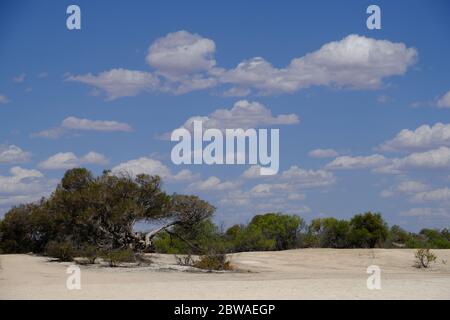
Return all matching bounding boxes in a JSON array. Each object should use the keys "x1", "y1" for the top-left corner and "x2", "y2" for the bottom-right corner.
[
  {"x1": 193, "y1": 252, "x2": 232, "y2": 271},
  {"x1": 414, "y1": 248, "x2": 437, "y2": 268},
  {"x1": 225, "y1": 213, "x2": 305, "y2": 252},
  {"x1": 348, "y1": 212, "x2": 389, "y2": 248},
  {"x1": 0, "y1": 168, "x2": 214, "y2": 255},
  {"x1": 45, "y1": 241, "x2": 76, "y2": 262},
  {"x1": 101, "y1": 248, "x2": 136, "y2": 267},
  {"x1": 307, "y1": 218, "x2": 350, "y2": 248},
  {"x1": 78, "y1": 245, "x2": 99, "y2": 264}
]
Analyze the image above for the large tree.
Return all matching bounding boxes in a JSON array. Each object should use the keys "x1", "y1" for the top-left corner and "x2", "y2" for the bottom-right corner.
[{"x1": 0, "y1": 168, "x2": 215, "y2": 253}]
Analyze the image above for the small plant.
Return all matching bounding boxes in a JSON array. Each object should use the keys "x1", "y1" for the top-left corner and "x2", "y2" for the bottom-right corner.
[
  {"x1": 193, "y1": 253, "x2": 232, "y2": 271},
  {"x1": 78, "y1": 245, "x2": 99, "y2": 264},
  {"x1": 45, "y1": 241, "x2": 76, "y2": 262},
  {"x1": 175, "y1": 254, "x2": 195, "y2": 266},
  {"x1": 414, "y1": 248, "x2": 437, "y2": 268},
  {"x1": 101, "y1": 248, "x2": 136, "y2": 267}
]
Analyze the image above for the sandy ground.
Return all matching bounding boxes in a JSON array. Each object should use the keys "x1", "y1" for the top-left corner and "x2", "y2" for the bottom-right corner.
[{"x1": 1, "y1": 249, "x2": 450, "y2": 299}]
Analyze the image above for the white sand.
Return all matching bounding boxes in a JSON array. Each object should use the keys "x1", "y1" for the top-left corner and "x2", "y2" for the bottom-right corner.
[{"x1": 1, "y1": 249, "x2": 450, "y2": 299}]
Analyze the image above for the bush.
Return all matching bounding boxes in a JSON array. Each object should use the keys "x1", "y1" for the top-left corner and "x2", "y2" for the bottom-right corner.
[
  {"x1": 349, "y1": 212, "x2": 388, "y2": 248},
  {"x1": 193, "y1": 253, "x2": 232, "y2": 271},
  {"x1": 101, "y1": 248, "x2": 136, "y2": 267},
  {"x1": 78, "y1": 245, "x2": 99, "y2": 264},
  {"x1": 415, "y1": 248, "x2": 437, "y2": 268},
  {"x1": 45, "y1": 241, "x2": 76, "y2": 261},
  {"x1": 175, "y1": 254, "x2": 195, "y2": 266},
  {"x1": 307, "y1": 218, "x2": 350, "y2": 248}
]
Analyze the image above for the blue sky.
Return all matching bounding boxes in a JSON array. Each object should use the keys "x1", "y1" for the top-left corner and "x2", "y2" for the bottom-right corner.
[{"x1": 1, "y1": 0, "x2": 450, "y2": 231}]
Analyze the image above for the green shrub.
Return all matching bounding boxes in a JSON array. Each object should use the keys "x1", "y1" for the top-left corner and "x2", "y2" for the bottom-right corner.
[
  {"x1": 101, "y1": 248, "x2": 136, "y2": 267},
  {"x1": 193, "y1": 253, "x2": 232, "y2": 271},
  {"x1": 78, "y1": 245, "x2": 99, "y2": 264},
  {"x1": 45, "y1": 241, "x2": 76, "y2": 261},
  {"x1": 414, "y1": 248, "x2": 437, "y2": 268},
  {"x1": 349, "y1": 212, "x2": 388, "y2": 248}
]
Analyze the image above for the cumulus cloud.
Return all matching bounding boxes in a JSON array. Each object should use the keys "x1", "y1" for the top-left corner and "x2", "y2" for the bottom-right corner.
[
  {"x1": 61, "y1": 117, "x2": 132, "y2": 132},
  {"x1": 0, "y1": 167, "x2": 56, "y2": 210},
  {"x1": 0, "y1": 167, "x2": 43, "y2": 194},
  {"x1": 187, "y1": 176, "x2": 238, "y2": 192},
  {"x1": 379, "y1": 123, "x2": 450, "y2": 152},
  {"x1": 394, "y1": 147, "x2": 450, "y2": 170},
  {"x1": 69, "y1": 32, "x2": 417, "y2": 99},
  {"x1": 280, "y1": 165, "x2": 336, "y2": 188},
  {"x1": 308, "y1": 148, "x2": 339, "y2": 158},
  {"x1": 381, "y1": 180, "x2": 430, "y2": 198},
  {"x1": 66, "y1": 68, "x2": 160, "y2": 100},
  {"x1": 0, "y1": 145, "x2": 31, "y2": 163},
  {"x1": 411, "y1": 188, "x2": 450, "y2": 203},
  {"x1": 163, "y1": 100, "x2": 299, "y2": 139},
  {"x1": 242, "y1": 164, "x2": 335, "y2": 188},
  {"x1": 326, "y1": 154, "x2": 388, "y2": 170},
  {"x1": 39, "y1": 151, "x2": 109, "y2": 170},
  {"x1": 437, "y1": 90, "x2": 450, "y2": 108},
  {"x1": 400, "y1": 207, "x2": 450, "y2": 218},
  {"x1": 146, "y1": 30, "x2": 217, "y2": 76},
  {"x1": 111, "y1": 157, "x2": 196, "y2": 182},
  {"x1": 221, "y1": 34, "x2": 417, "y2": 94},
  {"x1": 32, "y1": 116, "x2": 133, "y2": 139}
]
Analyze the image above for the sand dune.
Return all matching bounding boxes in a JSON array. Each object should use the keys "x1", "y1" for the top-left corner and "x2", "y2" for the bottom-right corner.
[{"x1": 1, "y1": 249, "x2": 450, "y2": 299}]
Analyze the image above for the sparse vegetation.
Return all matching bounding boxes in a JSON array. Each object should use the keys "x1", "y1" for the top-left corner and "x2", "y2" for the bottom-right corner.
[
  {"x1": 193, "y1": 253, "x2": 232, "y2": 271},
  {"x1": 175, "y1": 254, "x2": 195, "y2": 266},
  {"x1": 101, "y1": 248, "x2": 136, "y2": 267},
  {"x1": 45, "y1": 241, "x2": 76, "y2": 262},
  {"x1": 78, "y1": 245, "x2": 99, "y2": 264},
  {"x1": 414, "y1": 248, "x2": 437, "y2": 268}
]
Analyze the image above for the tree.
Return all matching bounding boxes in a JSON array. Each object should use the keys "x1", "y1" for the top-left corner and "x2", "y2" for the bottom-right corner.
[
  {"x1": 308, "y1": 218, "x2": 350, "y2": 248},
  {"x1": 348, "y1": 212, "x2": 388, "y2": 248},
  {"x1": 0, "y1": 168, "x2": 215, "y2": 254},
  {"x1": 225, "y1": 213, "x2": 305, "y2": 252}
]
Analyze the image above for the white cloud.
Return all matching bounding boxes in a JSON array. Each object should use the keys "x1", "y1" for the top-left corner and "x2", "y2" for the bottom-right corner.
[
  {"x1": 167, "y1": 100, "x2": 298, "y2": 138},
  {"x1": 308, "y1": 148, "x2": 339, "y2": 158},
  {"x1": 111, "y1": 157, "x2": 196, "y2": 182},
  {"x1": 39, "y1": 151, "x2": 109, "y2": 170},
  {"x1": 62, "y1": 116, "x2": 132, "y2": 132},
  {"x1": 70, "y1": 32, "x2": 417, "y2": 99},
  {"x1": 66, "y1": 68, "x2": 160, "y2": 100},
  {"x1": 241, "y1": 165, "x2": 264, "y2": 179},
  {"x1": 437, "y1": 90, "x2": 450, "y2": 108},
  {"x1": 379, "y1": 123, "x2": 450, "y2": 152},
  {"x1": 32, "y1": 116, "x2": 133, "y2": 139},
  {"x1": 381, "y1": 180, "x2": 430, "y2": 198},
  {"x1": 326, "y1": 154, "x2": 388, "y2": 170},
  {"x1": 221, "y1": 34, "x2": 417, "y2": 94},
  {"x1": 188, "y1": 176, "x2": 238, "y2": 192},
  {"x1": 0, "y1": 145, "x2": 31, "y2": 163},
  {"x1": 411, "y1": 188, "x2": 450, "y2": 203},
  {"x1": 281, "y1": 166, "x2": 336, "y2": 188},
  {"x1": 400, "y1": 207, "x2": 450, "y2": 218},
  {"x1": 242, "y1": 165, "x2": 335, "y2": 189},
  {"x1": 0, "y1": 167, "x2": 43, "y2": 194},
  {"x1": 395, "y1": 147, "x2": 450, "y2": 169},
  {"x1": 0, "y1": 94, "x2": 9, "y2": 104},
  {"x1": 146, "y1": 30, "x2": 216, "y2": 76},
  {"x1": 0, "y1": 167, "x2": 56, "y2": 209}
]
